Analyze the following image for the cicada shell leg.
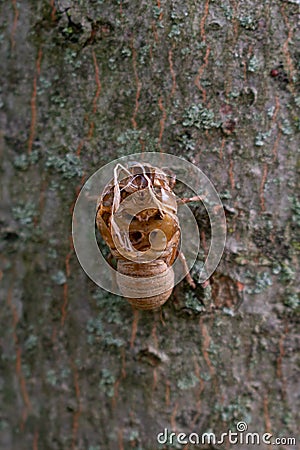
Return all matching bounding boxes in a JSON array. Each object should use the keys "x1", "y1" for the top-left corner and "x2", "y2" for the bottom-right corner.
[
  {"x1": 178, "y1": 251, "x2": 196, "y2": 289},
  {"x1": 177, "y1": 195, "x2": 205, "y2": 205}
]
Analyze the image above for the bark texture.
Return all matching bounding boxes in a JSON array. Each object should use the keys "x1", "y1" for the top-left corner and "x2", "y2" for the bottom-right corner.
[{"x1": 0, "y1": 1, "x2": 299, "y2": 449}]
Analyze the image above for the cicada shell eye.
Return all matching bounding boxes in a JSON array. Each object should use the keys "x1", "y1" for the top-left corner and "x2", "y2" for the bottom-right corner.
[{"x1": 149, "y1": 229, "x2": 167, "y2": 251}]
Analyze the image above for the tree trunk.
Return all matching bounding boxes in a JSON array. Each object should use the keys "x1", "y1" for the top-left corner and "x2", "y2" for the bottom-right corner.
[{"x1": 0, "y1": 0, "x2": 299, "y2": 449}]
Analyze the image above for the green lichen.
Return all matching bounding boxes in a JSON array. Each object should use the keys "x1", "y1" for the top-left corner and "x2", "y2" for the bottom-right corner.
[
  {"x1": 290, "y1": 196, "x2": 300, "y2": 226},
  {"x1": 248, "y1": 55, "x2": 260, "y2": 73},
  {"x1": 220, "y1": 190, "x2": 232, "y2": 200},
  {"x1": 201, "y1": 283, "x2": 213, "y2": 309},
  {"x1": 24, "y1": 334, "x2": 38, "y2": 351},
  {"x1": 121, "y1": 47, "x2": 132, "y2": 58},
  {"x1": 177, "y1": 373, "x2": 199, "y2": 390},
  {"x1": 254, "y1": 130, "x2": 271, "y2": 147},
  {"x1": 239, "y1": 15, "x2": 257, "y2": 30},
  {"x1": 214, "y1": 397, "x2": 252, "y2": 426},
  {"x1": 139, "y1": 44, "x2": 150, "y2": 64},
  {"x1": 51, "y1": 270, "x2": 67, "y2": 285},
  {"x1": 168, "y1": 24, "x2": 182, "y2": 39},
  {"x1": 13, "y1": 150, "x2": 40, "y2": 171},
  {"x1": 152, "y1": 6, "x2": 163, "y2": 20},
  {"x1": 221, "y1": 5, "x2": 233, "y2": 20},
  {"x1": 45, "y1": 152, "x2": 83, "y2": 179},
  {"x1": 267, "y1": 106, "x2": 275, "y2": 118},
  {"x1": 177, "y1": 133, "x2": 196, "y2": 152},
  {"x1": 62, "y1": 26, "x2": 75, "y2": 36},
  {"x1": 279, "y1": 263, "x2": 295, "y2": 283},
  {"x1": 46, "y1": 369, "x2": 57, "y2": 386},
  {"x1": 47, "y1": 247, "x2": 58, "y2": 259},
  {"x1": 229, "y1": 91, "x2": 240, "y2": 98},
  {"x1": 37, "y1": 76, "x2": 52, "y2": 95},
  {"x1": 61, "y1": 368, "x2": 71, "y2": 379},
  {"x1": 180, "y1": 47, "x2": 191, "y2": 56},
  {"x1": 280, "y1": 119, "x2": 293, "y2": 136},
  {"x1": 283, "y1": 293, "x2": 299, "y2": 310},
  {"x1": 272, "y1": 261, "x2": 281, "y2": 275},
  {"x1": 0, "y1": 420, "x2": 8, "y2": 431},
  {"x1": 129, "y1": 430, "x2": 140, "y2": 441},
  {"x1": 50, "y1": 93, "x2": 67, "y2": 108},
  {"x1": 103, "y1": 333, "x2": 124, "y2": 348},
  {"x1": 63, "y1": 49, "x2": 81, "y2": 67},
  {"x1": 99, "y1": 369, "x2": 116, "y2": 397},
  {"x1": 92, "y1": 290, "x2": 123, "y2": 324},
  {"x1": 222, "y1": 307, "x2": 235, "y2": 316},
  {"x1": 12, "y1": 202, "x2": 36, "y2": 226},
  {"x1": 86, "y1": 305, "x2": 125, "y2": 347},
  {"x1": 108, "y1": 57, "x2": 117, "y2": 71},
  {"x1": 184, "y1": 290, "x2": 205, "y2": 313},
  {"x1": 116, "y1": 129, "x2": 157, "y2": 156},
  {"x1": 86, "y1": 317, "x2": 103, "y2": 343},
  {"x1": 22, "y1": 363, "x2": 31, "y2": 378},
  {"x1": 170, "y1": 9, "x2": 188, "y2": 21},
  {"x1": 245, "y1": 270, "x2": 273, "y2": 294},
  {"x1": 182, "y1": 104, "x2": 220, "y2": 130}
]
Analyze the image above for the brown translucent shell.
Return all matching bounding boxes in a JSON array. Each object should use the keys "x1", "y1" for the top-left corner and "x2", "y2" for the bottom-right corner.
[{"x1": 96, "y1": 164, "x2": 180, "y2": 309}]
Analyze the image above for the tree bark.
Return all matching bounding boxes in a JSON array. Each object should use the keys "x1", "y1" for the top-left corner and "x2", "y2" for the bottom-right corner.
[{"x1": 0, "y1": 0, "x2": 299, "y2": 449}]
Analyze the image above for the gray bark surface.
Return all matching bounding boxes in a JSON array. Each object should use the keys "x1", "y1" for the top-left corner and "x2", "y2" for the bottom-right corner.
[{"x1": 0, "y1": 1, "x2": 299, "y2": 449}]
